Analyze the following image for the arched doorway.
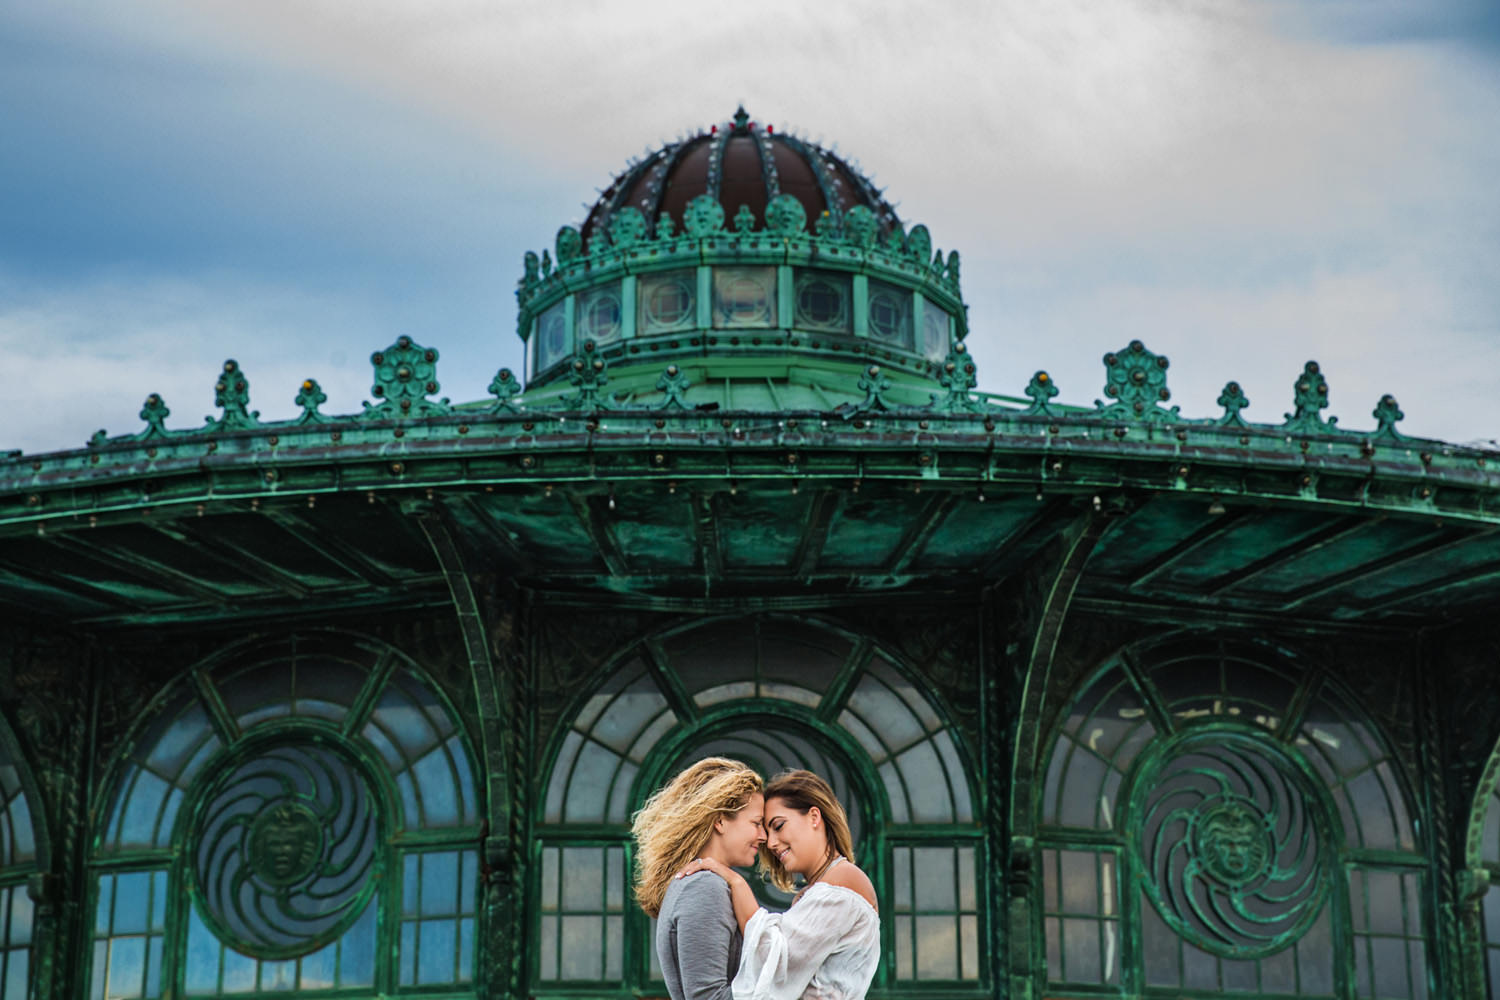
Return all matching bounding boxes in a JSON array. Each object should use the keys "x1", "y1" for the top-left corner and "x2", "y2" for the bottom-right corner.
[{"x1": 531, "y1": 614, "x2": 984, "y2": 995}]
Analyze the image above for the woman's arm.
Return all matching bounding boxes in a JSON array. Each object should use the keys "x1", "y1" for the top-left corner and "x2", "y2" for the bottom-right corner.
[{"x1": 675, "y1": 858, "x2": 760, "y2": 932}]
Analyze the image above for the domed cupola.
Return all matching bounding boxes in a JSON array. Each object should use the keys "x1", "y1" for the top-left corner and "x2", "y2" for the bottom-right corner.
[
  {"x1": 515, "y1": 107, "x2": 968, "y2": 408},
  {"x1": 581, "y1": 106, "x2": 901, "y2": 251}
]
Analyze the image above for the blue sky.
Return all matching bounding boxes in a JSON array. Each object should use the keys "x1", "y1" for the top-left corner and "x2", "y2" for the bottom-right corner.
[{"x1": 2, "y1": 0, "x2": 1497, "y2": 454}]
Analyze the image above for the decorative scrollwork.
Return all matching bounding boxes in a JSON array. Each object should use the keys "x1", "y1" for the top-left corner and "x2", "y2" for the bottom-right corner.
[
  {"x1": 208, "y1": 359, "x2": 259, "y2": 431},
  {"x1": 1134, "y1": 732, "x2": 1330, "y2": 958},
  {"x1": 137, "y1": 393, "x2": 171, "y2": 439},
  {"x1": 193, "y1": 742, "x2": 380, "y2": 958},
  {"x1": 1284, "y1": 360, "x2": 1337, "y2": 433}
]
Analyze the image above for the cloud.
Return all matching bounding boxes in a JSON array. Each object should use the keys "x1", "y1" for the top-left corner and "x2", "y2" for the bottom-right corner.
[
  {"x1": 2, "y1": 0, "x2": 1496, "y2": 452},
  {"x1": 2, "y1": 270, "x2": 524, "y2": 455}
]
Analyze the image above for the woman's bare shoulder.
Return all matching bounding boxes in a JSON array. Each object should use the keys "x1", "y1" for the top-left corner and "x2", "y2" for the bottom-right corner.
[{"x1": 824, "y1": 861, "x2": 878, "y2": 910}]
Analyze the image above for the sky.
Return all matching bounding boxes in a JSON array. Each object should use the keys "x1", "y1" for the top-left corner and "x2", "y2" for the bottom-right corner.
[{"x1": 2, "y1": 0, "x2": 1498, "y2": 455}]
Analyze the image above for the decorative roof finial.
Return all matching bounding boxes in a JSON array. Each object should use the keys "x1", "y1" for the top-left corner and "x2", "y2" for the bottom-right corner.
[{"x1": 732, "y1": 106, "x2": 751, "y2": 134}]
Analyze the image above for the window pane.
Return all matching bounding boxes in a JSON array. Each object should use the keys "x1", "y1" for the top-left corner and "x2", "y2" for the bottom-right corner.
[
  {"x1": 534, "y1": 302, "x2": 569, "y2": 371},
  {"x1": 577, "y1": 284, "x2": 623, "y2": 345},
  {"x1": 712, "y1": 268, "x2": 776, "y2": 328},
  {"x1": 793, "y1": 271, "x2": 851, "y2": 334},
  {"x1": 639, "y1": 270, "x2": 696, "y2": 335},
  {"x1": 867, "y1": 280, "x2": 913, "y2": 350}
]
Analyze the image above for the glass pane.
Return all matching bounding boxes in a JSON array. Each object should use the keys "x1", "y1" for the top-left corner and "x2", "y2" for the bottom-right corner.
[
  {"x1": 638, "y1": 270, "x2": 696, "y2": 335},
  {"x1": 915, "y1": 915, "x2": 957, "y2": 979},
  {"x1": 793, "y1": 270, "x2": 851, "y2": 333},
  {"x1": 913, "y1": 848, "x2": 956, "y2": 910},
  {"x1": 534, "y1": 301, "x2": 569, "y2": 371},
  {"x1": 577, "y1": 284, "x2": 623, "y2": 345},
  {"x1": 921, "y1": 301, "x2": 949, "y2": 359},
  {"x1": 712, "y1": 267, "x2": 776, "y2": 328},
  {"x1": 867, "y1": 280, "x2": 914, "y2": 350}
]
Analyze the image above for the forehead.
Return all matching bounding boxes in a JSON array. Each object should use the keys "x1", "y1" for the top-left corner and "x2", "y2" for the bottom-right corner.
[{"x1": 762, "y1": 797, "x2": 800, "y2": 819}]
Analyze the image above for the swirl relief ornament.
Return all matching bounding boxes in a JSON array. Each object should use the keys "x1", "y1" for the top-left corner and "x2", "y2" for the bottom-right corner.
[
  {"x1": 1134, "y1": 733, "x2": 1330, "y2": 958},
  {"x1": 194, "y1": 743, "x2": 379, "y2": 958}
]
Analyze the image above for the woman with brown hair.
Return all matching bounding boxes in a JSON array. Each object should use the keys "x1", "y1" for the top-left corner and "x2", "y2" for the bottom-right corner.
[
  {"x1": 678, "y1": 770, "x2": 879, "y2": 1000},
  {"x1": 632, "y1": 757, "x2": 767, "y2": 1000}
]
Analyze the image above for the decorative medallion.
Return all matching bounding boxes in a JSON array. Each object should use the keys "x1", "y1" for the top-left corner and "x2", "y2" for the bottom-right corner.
[
  {"x1": 193, "y1": 742, "x2": 380, "y2": 959},
  {"x1": 764, "y1": 194, "x2": 807, "y2": 237},
  {"x1": 1133, "y1": 732, "x2": 1330, "y2": 958},
  {"x1": 682, "y1": 195, "x2": 725, "y2": 238}
]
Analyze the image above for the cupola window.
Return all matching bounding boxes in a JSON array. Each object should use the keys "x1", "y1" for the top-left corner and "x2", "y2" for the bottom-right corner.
[
  {"x1": 868, "y1": 280, "x2": 914, "y2": 350},
  {"x1": 794, "y1": 271, "x2": 852, "y2": 334},
  {"x1": 578, "y1": 285, "x2": 623, "y2": 345},
  {"x1": 638, "y1": 270, "x2": 696, "y2": 335},
  {"x1": 712, "y1": 267, "x2": 777, "y2": 329},
  {"x1": 533, "y1": 303, "x2": 569, "y2": 373}
]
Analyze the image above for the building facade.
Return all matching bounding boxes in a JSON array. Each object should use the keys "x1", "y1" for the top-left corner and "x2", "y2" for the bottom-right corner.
[{"x1": 1, "y1": 109, "x2": 1499, "y2": 999}]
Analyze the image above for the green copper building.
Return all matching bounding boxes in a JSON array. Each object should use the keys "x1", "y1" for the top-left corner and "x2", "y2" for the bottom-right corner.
[{"x1": 1, "y1": 108, "x2": 1499, "y2": 1000}]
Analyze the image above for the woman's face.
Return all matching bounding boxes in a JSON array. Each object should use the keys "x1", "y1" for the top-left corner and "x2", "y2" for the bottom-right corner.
[
  {"x1": 713, "y1": 793, "x2": 767, "y2": 867},
  {"x1": 764, "y1": 797, "x2": 827, "y2": 876}
]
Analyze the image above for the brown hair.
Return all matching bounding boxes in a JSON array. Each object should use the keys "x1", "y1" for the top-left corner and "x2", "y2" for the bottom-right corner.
[
  {"x1": 630, "y1": 757, "x2": 764, "y2": 917},
  {"x1": 759, "y1": 770, "x2": 856, "y2": 892}
]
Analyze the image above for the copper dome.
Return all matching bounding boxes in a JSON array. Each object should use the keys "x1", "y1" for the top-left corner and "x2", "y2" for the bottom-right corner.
[{"x1": 581, "y1": 107, "x2": 900, "y2": 250}]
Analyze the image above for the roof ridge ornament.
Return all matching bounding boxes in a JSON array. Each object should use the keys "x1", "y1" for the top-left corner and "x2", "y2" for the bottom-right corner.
[
  {"x1": 1024, "y1": 371, "x2": 1059, "y2": 416},
  {"x1": 1096, "y1": 340, "x2": 1179, "y2": 422},
  {"x1": 562, "y1": 339, "x2": 609, "y2": 411},
  {"x1": 206, "y1": 359, "x2": 260, "y2": 432},
  {"x1": 294, "y1": 379, "x2": 328, "y2": 424},
  {"x1": 1372, "y1": 393, "x2": 1404, "y2": 441},
  {"x1": 1216, "y1": 382, "x2": 1250, "y2": 427},
  {"x1": 930, "y1": 343, "x2": 982, "y2": 414},
  {"x1": 137, "y1": 393, "x2": 172, "y2": 440},
  {"x1": 362, "y1": 336, "x2": 450, "y2": 419},
  {"x1": 655, "y1": 364, "x2": 692, "y2": 409},
  {"x1": 488, "y1": 368, "x2": 523, "y2": 413},
  {"x1": 1284, "y1": 361, "x2": 1337, "y2": 433}
]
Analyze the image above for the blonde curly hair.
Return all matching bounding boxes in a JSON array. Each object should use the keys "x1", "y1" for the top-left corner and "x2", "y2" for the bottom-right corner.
[{"x1": 631, "y1": 757, "x2": 764, "y2": 918}]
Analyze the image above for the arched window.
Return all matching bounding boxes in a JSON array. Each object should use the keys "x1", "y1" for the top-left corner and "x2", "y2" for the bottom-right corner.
[
  {"x1": 89, "y1": 634, "x2": 481, "y2": 999},
  {"x1": 534, "y1": 616, "x2": 983, "y2": 994},
  {"x1": 0, "y1": 721, "x2": 40, "y2": 1000},
  {"x1": 1038, "y1": 639, "x2": 1426, "y2": 998}
]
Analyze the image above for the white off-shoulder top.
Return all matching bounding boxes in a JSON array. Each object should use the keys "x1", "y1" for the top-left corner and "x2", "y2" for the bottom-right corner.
[{"x1": 731, "y1": 880, "x2": 880, "y2": 1000}]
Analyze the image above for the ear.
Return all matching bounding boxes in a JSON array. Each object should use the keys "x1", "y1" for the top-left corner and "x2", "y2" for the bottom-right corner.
[
  {"x1": 712, "y1": 814, "x2": 727, "y2": 835},
  {"x1": 808, "y1": 806, "x2": 822, "y2": 829}
]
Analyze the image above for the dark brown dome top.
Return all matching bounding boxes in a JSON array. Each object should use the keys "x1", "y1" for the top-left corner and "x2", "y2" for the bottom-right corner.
[{"x1": 581, "y1": 107, "x2": 900, "y2": 250}]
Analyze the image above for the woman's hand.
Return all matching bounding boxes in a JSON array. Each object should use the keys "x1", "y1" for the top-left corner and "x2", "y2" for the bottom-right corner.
[
  {"x1": 677, "y1": 856, "x2": 742, "y2": 885},
  {"x1": 677, "y1": 857, "x2": 759, "y2": 932}
]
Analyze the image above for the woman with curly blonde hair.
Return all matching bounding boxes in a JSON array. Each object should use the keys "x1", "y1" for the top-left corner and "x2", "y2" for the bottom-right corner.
[
  {"x1": 632, "y1": 757, "x2": 766, "y2": 1000},
  {"x1": 679, "y1": 770, "x2": 879, "y2": 1000}
]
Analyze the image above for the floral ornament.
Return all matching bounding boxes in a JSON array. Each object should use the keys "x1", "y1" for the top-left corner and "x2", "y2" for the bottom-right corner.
[
  {"x1": 138, "y1": 393, "x2": 171, "y2": 439},
  {"x1": 540, "y1": 249, "x2": 553, "y2": 277},
  {"x1": 1372, "y1": 394, "x2": 1404, "y2": 441},
  {"x1": 764, "y1": 194, "x2": 807, "y2": 237},
  {"x1": 1284, "y1": 361, "x2": 1337, "y2": 433},
  {"x1": 294, "y1": 379, "x2": 328, "y2": 424},
  {"x1": 608, "y1": 207, "x2": 648, "y2": 248},
  {"x1": 945, "y1": 250, "x2": 961, "y2": 289},
  {"x1": 883, "y1": 225, "x2": 905, "y2": 254},
  {"x1": 854, "y1": 364, "x2": 894, "y2": 414},
  {"x1": 682, "y1": 195, "x2": 725, "y2": 237},
  {"x1": 207, "y1": 359, "x2": 260, "y2": 431},
  {"x1": 732, "y1": 204, "x2": 756, "y2": 234},
  {"x1": 362, "y1": 336, "x2": 451, "y2": 418},
  {"x1": 930, "y1": 343, "x2": 982, "y2": 414},
  {"x1": 563, "y1": 339, "x2": 609, "y2": 410},
  {"x1": 1095, "y1": 340, "x2": 1180, "y2": 423},
  {"x1": 843, "y1": 206, "x2": 879, "y2": 248},
  {"x1": 814, "y1": 207, "x2": 840, "y2": 238},
  {"x1": 905, "y1": 224, "x2": 932, "y2": 265},
  {"x1": 488, "y1": 368, "x2": 523, "y2": 413},
  {"x1": 555, "y1": 226, "x2": 583, "y2": 265},
  {"x1": 655, "y1": 212, "x2": 676, "y2": 239},
  {"x1": 521, "y1": 251, "x2": 541, "y2": 289},
  {"x1": 655, "y1": 364, "x2": 692, "y2": 410},
  {"x1": 1216, "y1": 381, "x2": 1250, "y2": 427},
  {"x1": 1024, "y1": 371, "x2": 1060, "y2": 416}
]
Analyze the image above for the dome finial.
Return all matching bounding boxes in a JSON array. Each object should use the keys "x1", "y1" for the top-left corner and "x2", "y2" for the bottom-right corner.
[{"x1": 732, "y1": 105, "x2": 751, "y2": 134}]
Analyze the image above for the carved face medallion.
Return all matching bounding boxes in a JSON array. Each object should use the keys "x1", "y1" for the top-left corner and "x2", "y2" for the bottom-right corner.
[
  {"x1": 249, "y1": 802, "x2": 323, "y2": 886},
  {"x1": 1193, "y1": 797, "x2": 1271, "y2": 886}
]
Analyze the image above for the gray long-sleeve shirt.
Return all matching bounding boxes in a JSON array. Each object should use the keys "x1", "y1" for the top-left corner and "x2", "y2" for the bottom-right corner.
[{"x1": 656, "y1": 871, "x2": 742, "y2": 1000}]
